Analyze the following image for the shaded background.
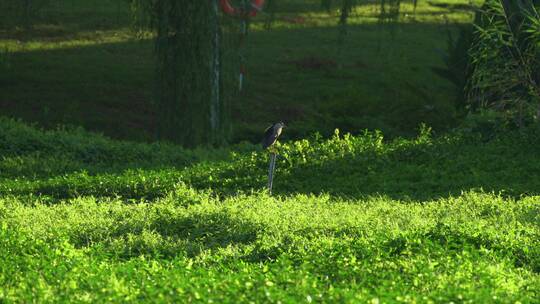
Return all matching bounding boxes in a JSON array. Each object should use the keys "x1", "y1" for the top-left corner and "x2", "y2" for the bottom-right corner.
[{"x1": 0, "y1": 0, "x2": 479, "y2": 143}]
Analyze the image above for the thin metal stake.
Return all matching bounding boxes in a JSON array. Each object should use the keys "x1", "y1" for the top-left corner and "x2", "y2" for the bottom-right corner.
[{"x1": 267, "y1": 152, "x2": 277, "y2": 195}]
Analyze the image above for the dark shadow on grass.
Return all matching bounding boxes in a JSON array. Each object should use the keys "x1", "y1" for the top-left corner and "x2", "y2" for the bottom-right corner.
[
  {"x1": 423, "y1": 224, "x2": 540, "y2": 273},
  {"x1": 0, "y1": 0, "x2": 133, "y2": 39},
  {"x1": 151, "y1": 213, "x2": 259, "y2": 258},
  {"x1": 214, "y1": 220, "x2": 540, "y2": 272},
  {"x1": 200, "y1": 131, "x2": 540, "y2": 202},
  {"x1": 0, "y1": 38, "x2": 156, "y2": 142},
  {"x1": 426, "y1": 1, "x2": 476, "y2": 11},
  {"x1": 246, "y1": 222, "x2": 539, "y2": 271},
  {"x1": 71, "y1": 212, "x2": 261, "y2": 261},
  {"x1": 270, "y1": 137, "x2": 540, "y2": 201},
  {"x1": 4, "y1": 128, "x2": 540, "y2": 203},
  {"x1": 3, "y1": 20, "x2": 461, "y2": 146}
]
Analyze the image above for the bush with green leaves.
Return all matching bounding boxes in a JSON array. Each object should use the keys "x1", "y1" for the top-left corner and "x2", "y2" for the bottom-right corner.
[{"x1": 467, "y1": 0, "x2": 540, "y2": 127}]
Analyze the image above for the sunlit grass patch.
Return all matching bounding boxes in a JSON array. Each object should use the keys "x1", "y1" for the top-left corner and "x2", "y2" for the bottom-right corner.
[
  {"x1": 1, "y1": 28, "x2": 140, "y2": 52},
  {"x1": 251, "y1": 0, "x2": 480, "y2": 31},
  {"x1": 0, "y1": 119, "x2": 539, "y2": 301},
  {"x1": 1, "y1": 189, "x2": 539, "y2": 302}
]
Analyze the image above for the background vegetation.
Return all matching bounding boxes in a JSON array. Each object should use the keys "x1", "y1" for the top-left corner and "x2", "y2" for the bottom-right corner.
[{"x1": 1, "y1": 0, "x2": 481, "y2": 143}]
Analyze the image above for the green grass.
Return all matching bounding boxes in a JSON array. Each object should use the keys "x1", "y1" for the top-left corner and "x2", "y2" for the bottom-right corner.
[
  {"x1": 1, "y1": 118, "x2": 539, "y2": 302},
  {"x1": 1, "y1": 0, "x2": 481, "y2": 142},
  {"x1": 2, "y1": 192, "x2": 539, "y2": 302},
  {"x1": 2, "y1": 1, "x2": 539, "y2": 302}
]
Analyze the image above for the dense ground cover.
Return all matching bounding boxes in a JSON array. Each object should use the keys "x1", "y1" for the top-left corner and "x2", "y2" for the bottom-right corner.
[
  {"x1": 1, "y1": 119, "x2": 539, "y2": 302},
  {"x1": 2, "y1": 1, "x2": 539, "y2": 302},
  {"x1": 1, "y1": 0, "x2": 480, "y2": 142}
]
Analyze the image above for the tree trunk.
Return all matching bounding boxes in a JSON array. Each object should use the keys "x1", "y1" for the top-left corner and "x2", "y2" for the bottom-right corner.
[{"x1": 154, "y1": 0, "x2": 229, "y2": 147}]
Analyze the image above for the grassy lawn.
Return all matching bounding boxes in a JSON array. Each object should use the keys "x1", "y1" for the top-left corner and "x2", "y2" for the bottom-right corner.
[
  {"x1": 1, "y1": 0, "x2": 480, "y2": 143},
  {"x1": 0, "y1": 118, "x2": 539, "y2": 302},
  {"x1": 5, "y1": 1, "x2": 538, "y2": 302}
]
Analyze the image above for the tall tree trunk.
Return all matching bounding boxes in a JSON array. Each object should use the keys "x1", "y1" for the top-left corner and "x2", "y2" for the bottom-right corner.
[{"x1": 154, "y1": 0, "x2": 229, "y2": 147}]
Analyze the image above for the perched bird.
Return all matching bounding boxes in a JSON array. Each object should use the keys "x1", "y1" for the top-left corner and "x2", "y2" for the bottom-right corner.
[{"x1": 262, "y1": 122, "x2": 286, "y2": 149}]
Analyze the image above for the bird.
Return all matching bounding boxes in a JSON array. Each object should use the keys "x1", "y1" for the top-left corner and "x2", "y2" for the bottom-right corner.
[{"x1": 262, "y1": 122, "x2": 286, "y2": 149}]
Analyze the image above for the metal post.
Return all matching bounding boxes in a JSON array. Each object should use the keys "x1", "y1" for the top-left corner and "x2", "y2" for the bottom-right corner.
[{"x1": 267, "y1": 153, "x2": 277, "y2": 195}]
